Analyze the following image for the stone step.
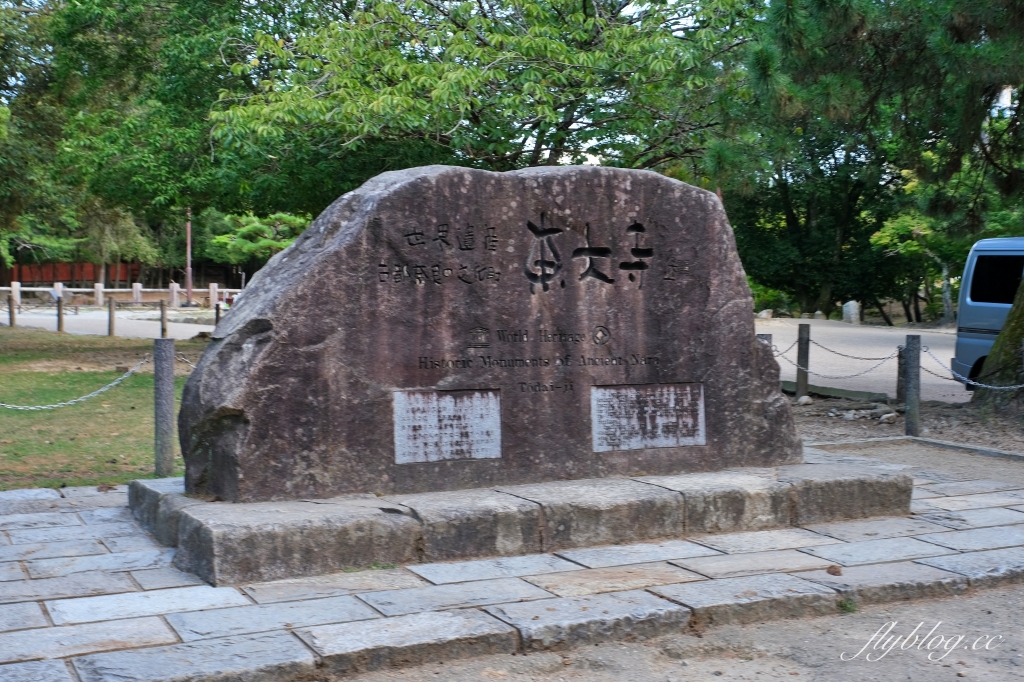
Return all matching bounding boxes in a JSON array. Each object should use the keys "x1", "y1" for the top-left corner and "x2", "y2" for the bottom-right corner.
[
  {"x1": 49, "y1": 555, "x2": 1004, "y2": 682},
  {"x1": 129, "y1": 459, "x2": 912, "y2": 585},
  {"x1": 12, "y1": 470, "x2": 1024, "y2": 682}
]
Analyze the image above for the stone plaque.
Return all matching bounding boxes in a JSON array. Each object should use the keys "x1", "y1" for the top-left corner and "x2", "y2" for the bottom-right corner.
[
  {"x1": 180, "y1": 166, "x2": 800, "y2": 502},
  {"x1": 393, "y1": 390, "x2": 502, "y2": 464},
  {"x1": 591, "y1": 383, "x2": 706, "y2": 452}
]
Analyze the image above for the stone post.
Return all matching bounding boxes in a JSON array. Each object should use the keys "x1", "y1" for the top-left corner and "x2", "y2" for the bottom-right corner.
[
  {"x1": 160, "y1": 300, "x2": 168, "y2": 339},
  {"x1": 56, "y1": 296, "x2": 64, "y2": 332},
  {"x1": 896, "y1": 347, "x2": 906, "y2": 404},
  {"x1": 53, "y1": 282, "x2": 63, "y2": 302},
  {"x1": 796, "y1": 323, "x2": 810, "y2": 399},
  {"x1": 133, "y1": 282, "x2": 142, "y2": 303},
  {"x1": 10, "y1": 281, "x2": 20, "y2": 306},
  {"x1": 842, "y1": 301, "x2": 860, "y2": 325},
  {"x1": 154, "y1": 338, "x2": 176, "y2": 477},
  {"x1": 170, "y1": 283, "x2": 181, "y2": 308},
  {"x1": 94, "y1": 283, "x2": 104, "y2": 307},
  {"x1": 108, "y1": 297, "x2": 116, "y2": 337},
  {"x1": 208, "y1": 283, "x2": 218, "y2": 309},
  {"x1": 7, "y1": 295, "x2": 15, "y2": 328},
  {"x1": 904, "y1": 335, "x2": 921, "y2": 436}
]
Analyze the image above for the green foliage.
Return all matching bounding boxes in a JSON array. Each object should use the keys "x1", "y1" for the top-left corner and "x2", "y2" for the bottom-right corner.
[
  {"x1": 214, "y1": 0, "x2": 751, "y2": 170},
  {"x1": 721, "y1": 0, "x2": 1024, "y2": 318},
  {"x1": 749, "y1": 280, "x2": 791, "y2": 315},
  {"x1": 1, "y1": 0, "x2": 1023, "y2": 314},
  {"x1": 206, "y1": 211, "x2": 309, "y2": 264},
  {"x1": 838, "y1": 598, "x2": 857, "y2": 614}
]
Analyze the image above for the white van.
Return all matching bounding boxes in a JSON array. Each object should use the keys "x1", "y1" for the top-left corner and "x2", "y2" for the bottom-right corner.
[{"x1": 953, "y1": 237, "x2": 1024, "y2": 389}]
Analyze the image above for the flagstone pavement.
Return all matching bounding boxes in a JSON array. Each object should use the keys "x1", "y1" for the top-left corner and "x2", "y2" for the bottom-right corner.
[{"x1": 4, "y1": 457, "x2": 1024, "y2": 681}]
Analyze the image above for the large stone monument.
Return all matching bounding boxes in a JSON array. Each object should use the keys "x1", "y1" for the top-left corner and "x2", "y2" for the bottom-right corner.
[{"x1": 180, "y1": 165, "x2": 800, "y2": 503}]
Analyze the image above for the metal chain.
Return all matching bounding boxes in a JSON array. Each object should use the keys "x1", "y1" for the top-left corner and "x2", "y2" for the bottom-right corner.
[
  {"x1": 920, "y1": 363, "x2": 960, "y2": 382},
  {"x1": 922, "y1": 347, "x2": 1024, "y2": 390},
  {"x1": 776, "y1": 349, "x2": 898, "y2": 380},
  {"x1": 809, "y1": 339, "x2": 892, "y2": 361},
  {"x1": 0, "y1": 357, "x2": 150, "y2": 410},
  {"x1": 176, "y1": 354, "x2": 196, "y2": 369},
  {"x1": 773, "y1": 340, "x2": 798, "y2": 357}
]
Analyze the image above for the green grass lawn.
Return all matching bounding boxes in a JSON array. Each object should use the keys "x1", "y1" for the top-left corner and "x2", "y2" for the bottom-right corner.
[{"x1": 0, "y1": 326, "x2": 206, "y2": 491}]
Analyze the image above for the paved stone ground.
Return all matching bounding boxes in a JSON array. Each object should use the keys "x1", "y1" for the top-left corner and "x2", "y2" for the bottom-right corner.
[{"x1": 3, "y1": 442, "x2": 1024, "y2": 680}]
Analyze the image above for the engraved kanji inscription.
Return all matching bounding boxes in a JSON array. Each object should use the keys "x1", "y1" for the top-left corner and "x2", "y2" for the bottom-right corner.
[
  {"x1": 457, "y1": 225, "x2": 476, "y2": 251},
  {"x1": 591, "y1": 383, "x2": 705, "y2": 452},
  {"x1": 572, "y1": 222, "x2": 615, "y2": 284},
  {"x1": 404, "y1": 227, "x2": 427, "y2": 247},
  {"x1": 484, "y1": 226, "x2": 499, "y2": 251},
  {"x1": 393, "y1": 389, "x2": 502, "y2": 464},
  {"x1": 619, "y1": 221, "x2": 654, "y2": 287},
  {"x1": 433, "y1": 223, "x2": 452, "y2": 249},
  {"x1": 524, "y1": 213, "x2": 564, "y2": 293}
]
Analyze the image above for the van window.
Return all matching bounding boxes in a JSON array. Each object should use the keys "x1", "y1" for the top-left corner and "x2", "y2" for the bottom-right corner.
[{"x1": 971, "y1": 255, "x2": 1024, "y2": 304}]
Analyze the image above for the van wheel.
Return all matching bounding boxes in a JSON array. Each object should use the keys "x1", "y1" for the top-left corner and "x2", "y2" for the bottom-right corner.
[{"x1": 966, "y1": 356, "x2": 987, "y2": 392}]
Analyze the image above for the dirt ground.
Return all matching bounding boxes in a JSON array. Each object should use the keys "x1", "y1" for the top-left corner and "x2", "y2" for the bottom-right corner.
[
  {"x1": 350, "y1": 585, "x2": 1024, "y2": 681},
  {"x1": 791, "y1": 396, "x2": 1024, "y2": 454}
]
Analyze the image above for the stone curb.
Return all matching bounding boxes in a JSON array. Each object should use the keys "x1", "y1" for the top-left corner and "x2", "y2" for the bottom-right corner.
[
  {"x1": 28, "y1": 544, "x2": 1024, "y2": 681},
  {"x1": 807, "y1": 436, "x2": 1024, "y2": 462},
  {"x1": 131, "y1": 463, "x2": 912, "y2": 585},
  {"x1": 482, "y1": 589, "x2": 691, "y2": 650}
]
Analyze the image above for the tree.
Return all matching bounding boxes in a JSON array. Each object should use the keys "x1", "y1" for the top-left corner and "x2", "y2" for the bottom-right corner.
[
  {"x1": 711, "y1": 0, "x2": 1024, "y2": 318},
  {"x1": 203, "y1": 210, "x2": 308, "y2": 265},
  {"x1": 213, "y1": 0, "x2": 753, "y2": 170},
  {"x1": 973, "y1": 278, "x2": 1024, "y2": 411}
]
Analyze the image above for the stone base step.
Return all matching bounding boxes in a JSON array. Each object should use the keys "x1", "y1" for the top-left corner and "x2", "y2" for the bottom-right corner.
[
  {"x1": 58, "y1": 555, "x2": 1012, "y2": 682},
  {"x1": 130, "y1": 454, "x2": 912, "y2": 585}
]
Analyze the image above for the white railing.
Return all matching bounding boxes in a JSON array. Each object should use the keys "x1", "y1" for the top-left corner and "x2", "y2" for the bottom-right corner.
[{"x1": 0, "y1": 282, "x2": 243, "y2": 308}]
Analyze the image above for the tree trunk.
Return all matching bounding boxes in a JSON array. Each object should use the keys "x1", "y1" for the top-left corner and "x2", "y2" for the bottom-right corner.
[
  {"x1": 901, "y1": 298, "x2": 912, "y2": 324},
  {"x1": 913, "y1": 292, "x2": 923, "y2": 323},
  {"x1": 97, "y1": 262, "x2": 106, "y2": 287},
  {"x1": 873, "y1": 298, "x2": 894, "y2": 326},
  {"x1": 941, "y1": 263, "x2": 954, "y2": 324},
  {"x1": 814, "y1": 281, "x2": 833, "y2": 318},
  {"x1": 973, "y1": 278, "x2": 1024, "y2": 411}
]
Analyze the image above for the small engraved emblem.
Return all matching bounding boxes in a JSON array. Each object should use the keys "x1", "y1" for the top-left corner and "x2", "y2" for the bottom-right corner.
[
  {"x1": 593, "y1": 326, "x2": 612, "y2": 345},
  {"x1": 467, "y1": 327, "x2": 491, "y2": 349}
]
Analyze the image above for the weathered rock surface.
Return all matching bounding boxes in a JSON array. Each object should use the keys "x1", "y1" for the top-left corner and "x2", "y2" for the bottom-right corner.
[
  {"x1": 173, "y1": 497, "x2": 421, "y2": 584},
  {"x1": 180, "y1": 165, "x2": 800, "y2": 502}
]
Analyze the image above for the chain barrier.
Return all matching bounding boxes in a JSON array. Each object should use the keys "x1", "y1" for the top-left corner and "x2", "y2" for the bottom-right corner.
[
  {"x1": 922, "y1": 346, "x2": 1024, "y2": 391},
  {"x1": 920, "y1": 363, "x2": 960, "y2": 382},
  {"x1": 773, "y1": 340, "x2": 798, "y2": 357},
  {"x1": 809, "y1": 339, "x2": 892, "y2": 361},
  {"x1": 176, "y1": 354, "x2": 196, "y2": 369},
  {"x1": 0, "y1": 357, "x2": 150, "y2": 410},
  {"x1": 776, "y1": 349, "x2": 899, "y2": 380}
]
